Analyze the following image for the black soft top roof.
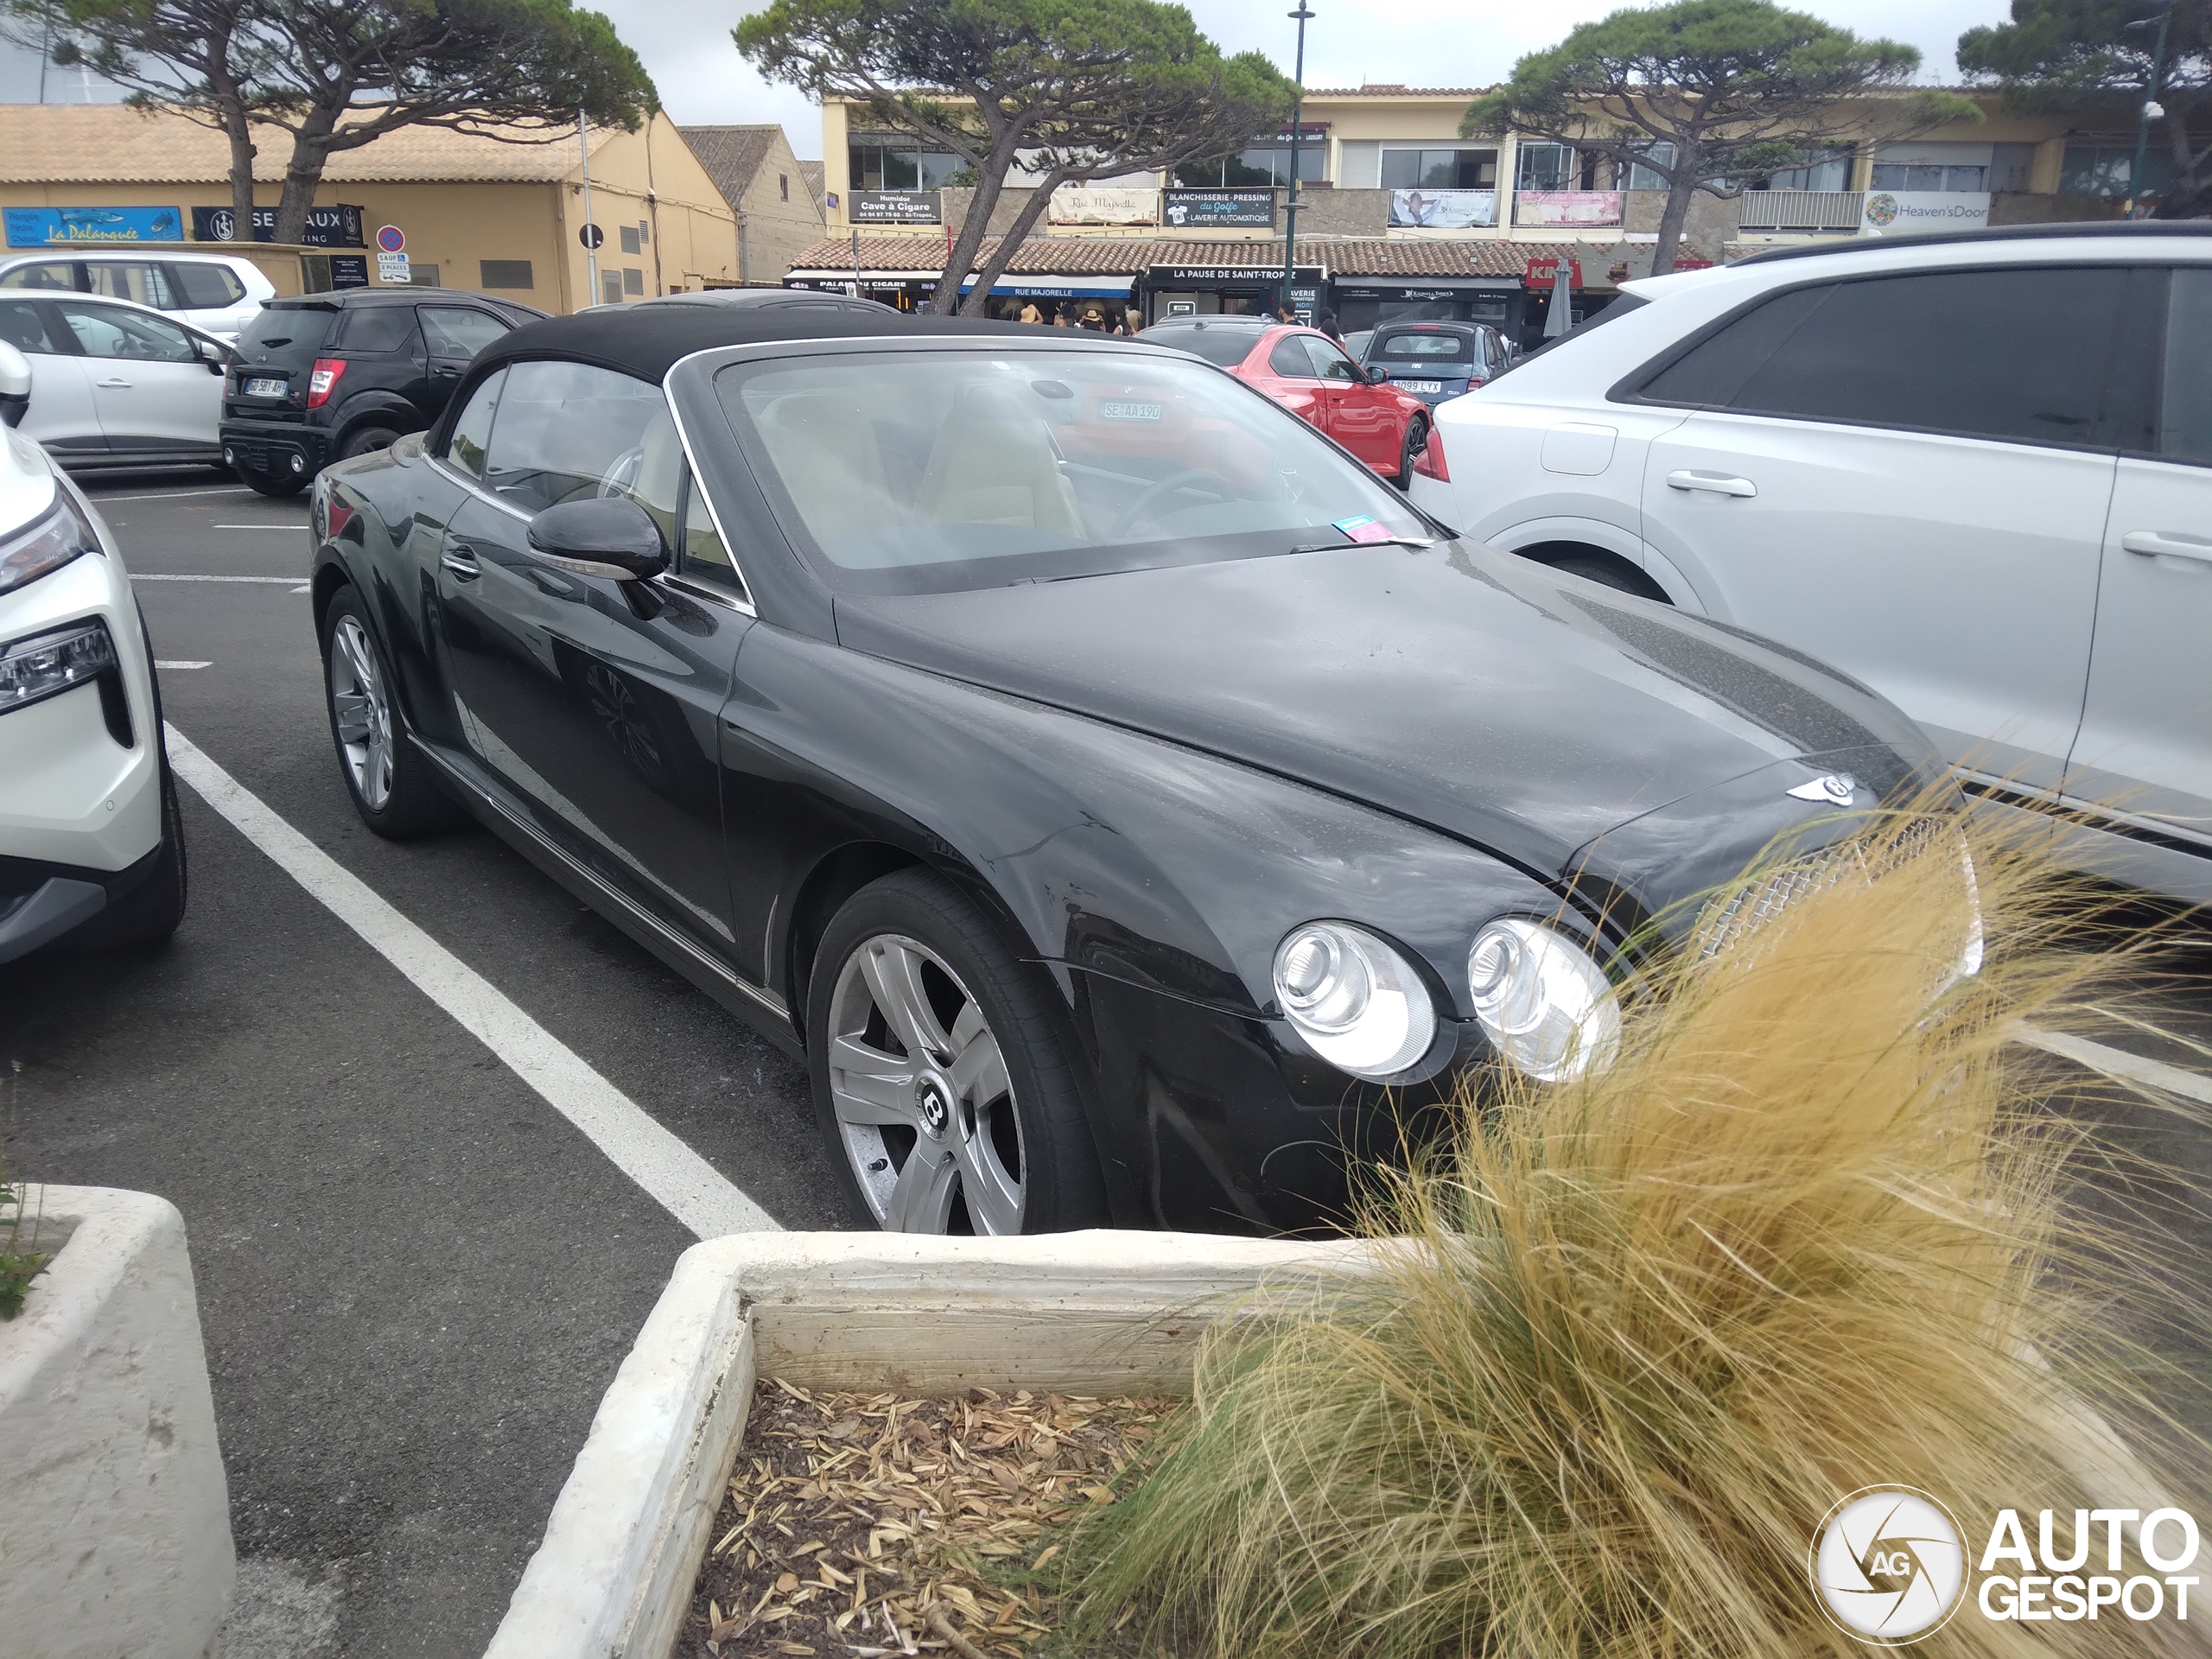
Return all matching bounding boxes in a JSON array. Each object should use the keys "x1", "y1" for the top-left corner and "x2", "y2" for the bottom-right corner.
[{"x1": 472, "y1": 307, "x2": 1132, "y2": 385}]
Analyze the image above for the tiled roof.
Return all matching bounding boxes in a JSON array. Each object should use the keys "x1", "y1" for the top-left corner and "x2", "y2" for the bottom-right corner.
[
  {"x1": 0, "y1": 104, "x2": 613, "y2": 184},
  {"x1": 1303, "y1": 86, "x2": 1492, "y2": 97},
  {"x1": 789, "y1": 233, "x2": 1595, "y2": 279},
  {"x1": 677, "y1": 125, "x2": 780, "y2": 214},
  {"x1": 798, "y1": 160, "x2": 825, "y2": 207}
]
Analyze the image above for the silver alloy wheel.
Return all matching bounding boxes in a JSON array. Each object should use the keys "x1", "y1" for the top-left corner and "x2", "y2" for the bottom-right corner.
[
  {"x1": 328, "y1": 615, "x2": 395, "y2": 810},
  {"x1": 825, "y1": 932, "x2": 1026, "y2": 1234}
]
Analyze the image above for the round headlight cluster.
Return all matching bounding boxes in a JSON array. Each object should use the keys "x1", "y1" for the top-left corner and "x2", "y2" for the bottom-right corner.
[
  {"x1": 1465, "y1": 918, "x2": 1619, "y2": 1081},
  {"x1": 1272, "y1": 922, "x2": 1437, "y2": 1079}
]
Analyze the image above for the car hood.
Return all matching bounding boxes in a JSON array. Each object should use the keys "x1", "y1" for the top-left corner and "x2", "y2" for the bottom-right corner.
[{"x1": 830, "y1": 541, "x2": 1938, "y2": 881}]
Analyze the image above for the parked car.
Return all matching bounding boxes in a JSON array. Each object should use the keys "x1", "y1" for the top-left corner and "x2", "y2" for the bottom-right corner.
[
  {"x1": 1409, "y1": 221, "x2": 2212, "y2": 904},
  {"x1": 221, "y1": 288, "x2": 546, "y2": 496},
  {"x1": 0, "y1": 251, "x2": 273, "y2": 342},
  {"x1": 1356, "y1": 319, "x2": 1514, "y2": 408},
  {"x1": 308, "y1": 305, "x2": 1958, "y2": 1238},
  {"x1": 0, "y1": 397, "x2": 187, "y2": 963},
  {"x1": 1139, "y1": 316, "x2": 1434, "y2": 486},
  {"x1": 0, "y1": 289, "x2": 230, "y2": 473}
]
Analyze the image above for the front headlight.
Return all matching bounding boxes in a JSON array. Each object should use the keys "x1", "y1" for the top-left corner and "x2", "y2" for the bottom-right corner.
[
  {"x1": 1272, "y1": 921, "x2": 1438, "y2": 1079},
  {"x1": 0, "y1": 618, "x2": 118, "y2": 716},
  {"x1": 1465, "y1": 918, "x2": 1619, "y2": 1081},
  {"x1": 0, "y1": 489, "x2": 100, "y2": 599}
]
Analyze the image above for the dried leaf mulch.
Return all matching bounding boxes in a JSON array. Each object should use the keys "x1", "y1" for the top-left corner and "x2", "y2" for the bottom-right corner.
[{"x1": 683, "y1": 1377, "x2": 1177, "y2": 1658}]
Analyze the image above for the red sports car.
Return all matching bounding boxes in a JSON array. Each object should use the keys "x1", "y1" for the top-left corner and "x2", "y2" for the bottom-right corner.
[{"x1": 1139, "y1": 317, "x2": 1435, "y2": 486}]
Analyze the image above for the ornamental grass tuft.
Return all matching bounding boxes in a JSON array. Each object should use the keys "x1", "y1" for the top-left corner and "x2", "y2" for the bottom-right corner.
[{"x1": 1062, "y1": 807, "x2": 2209, "y2": 1657}]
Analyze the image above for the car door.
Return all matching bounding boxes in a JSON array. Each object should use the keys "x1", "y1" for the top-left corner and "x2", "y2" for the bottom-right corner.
[
  {"x1": 1261, "y1": 331, "x2": 1327, "y2": 432},
  {"x1": 1304, "y1": 334, "x2": 1395, "y2": 465},
  {"x1": 0, "y1": 296, "x2": 101, "y2": 457},
  {"x1": 417, "y1": 305, "x2": 514, "y2": 420},
  {"x1": 1637, "y1": 264, "x2": 2129, "y2": 791},
  {"x1": 2064, "y1": 264, "x2": 2212, "y2": 845},
  {"x1": 54, "y1": 297, "x2": 221, "y2": 454},
  {"x1": 434, "y1": 357, "x2": 747, "y2": 957}
]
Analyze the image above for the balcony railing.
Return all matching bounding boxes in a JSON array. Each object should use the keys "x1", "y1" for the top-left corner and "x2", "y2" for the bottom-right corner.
[
  {"x1": 1512, "y1": 190, "x2": 1623, "y2": 229},
  {"x1": 1737, "y1": 189, "x2": 1865, "y2": 231}
]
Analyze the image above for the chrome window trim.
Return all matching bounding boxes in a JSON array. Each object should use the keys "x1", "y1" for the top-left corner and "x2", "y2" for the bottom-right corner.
[
  {"x1": 656, "y1": 569, "x2": 749, "y2": 613},
  {"x1": 660, "y1": 371, "x2": 758, "y2": 615}
]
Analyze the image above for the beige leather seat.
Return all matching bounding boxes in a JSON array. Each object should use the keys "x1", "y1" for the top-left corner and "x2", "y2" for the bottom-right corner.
[
  {"x1": 915, "y1": 386, "x2": 1084, "y2": 536},
  {"x1": 752, "y1": 391, "x2": 906, "y2": 550},
  {"x1": 626, "y1": 409, "x2": 684, "y2": 550}
]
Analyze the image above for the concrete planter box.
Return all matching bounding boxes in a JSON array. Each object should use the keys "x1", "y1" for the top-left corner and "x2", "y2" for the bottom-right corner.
[
  {"x1": 0, "y1": 1185, "x2": 234, "y2": 1659},
  {"x1": 485, "y1": 1230, "x2": 1363, "y2": 1659}
]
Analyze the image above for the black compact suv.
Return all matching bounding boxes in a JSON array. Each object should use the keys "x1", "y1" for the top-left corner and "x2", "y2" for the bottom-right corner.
[{"x1": 220, "y1": 288, "x2": 545, "y2": 495}]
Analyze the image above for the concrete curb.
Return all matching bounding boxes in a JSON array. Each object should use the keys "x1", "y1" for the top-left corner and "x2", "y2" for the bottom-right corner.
[
  {"x1": 482, "y1": 1229, "x2": 1368, "y2": 1659},
  {"x1": 0, "y1": 1185, "x2": 235, "y2": 1659}
]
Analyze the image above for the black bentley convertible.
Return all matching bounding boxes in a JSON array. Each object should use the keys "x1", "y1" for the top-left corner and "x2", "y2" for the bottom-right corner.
[{"x1": 308, "y1": 307, "x2": 1948, "y2": 1236}]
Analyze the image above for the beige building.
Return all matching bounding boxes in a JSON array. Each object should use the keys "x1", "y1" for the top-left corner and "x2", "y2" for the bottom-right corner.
[
  {"x1": 678, "y1": 125, "x2": 826, "y2": 286},
  {"x1": 798, "y1": 86, "x2": 2143, "y2": 338},
  {"x1": 0, "y1": 104, "x2": 747, "y2": 312}
]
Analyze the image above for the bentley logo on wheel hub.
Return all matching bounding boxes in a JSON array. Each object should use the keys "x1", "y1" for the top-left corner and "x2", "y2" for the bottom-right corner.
[{"x1": 916, "y1": 1077, "x2": 952, "y2": 1138}]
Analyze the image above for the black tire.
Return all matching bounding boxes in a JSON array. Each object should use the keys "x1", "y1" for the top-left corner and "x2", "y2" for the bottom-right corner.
[
  {"x1": 238, "y1": 464, "x2": 305, "y2": 498},
  {"x1": 1545, "y1": 551, "x2": 1672, "y2": 603},
  {"x1": 339, "y1": 424, "x2": 403, "y2": 461},
  {"x1": 78, "y1": 755, "x2": 188, "y2": 950},
  {"x1": 1394, "y1": 416, "x2": 1428, "y2": 490},
  {"x1": 807, "y1": 868, "x2": 1109, "y2": 1236},
  {"x1": 320, "y1": 585, "x2": 459, "y2": 837}
]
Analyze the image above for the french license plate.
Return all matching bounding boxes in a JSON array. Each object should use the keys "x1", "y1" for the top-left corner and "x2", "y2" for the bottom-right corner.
[
  {"x1": 1098, "y1": 400, "x2": 1163, "y2": 422},
  {"x1": 245, "y1": 376, "x2": 286, "y2": 397},
  {"x1": 1398, "y1": 380, "x2": 1444, "y2": 394}
]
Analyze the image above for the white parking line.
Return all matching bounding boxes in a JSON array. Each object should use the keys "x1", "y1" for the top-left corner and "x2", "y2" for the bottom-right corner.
[
  {"x1": 163, "y1": 723, "x2": 781, "y2": 1239},
  {"x1": 156, "y1": 660, "x2": 212, "y2": 670},
  {"x1": 2014, "y1": 1025, "x2": 2212, "y2": 1107},
  {"x1": 131, "y1": 574, "x2": 302, "y2": 583},
  {"x1": 92, "y1": 486, "x2": 256, "y2": 502},
  {"x1": 212, "y1": 524, "x2": 308, "y2": 531}
]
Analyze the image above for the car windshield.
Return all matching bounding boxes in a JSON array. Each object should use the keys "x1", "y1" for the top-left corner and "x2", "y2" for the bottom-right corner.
[
  {"x1": 1141, "y1": 325, "x2": 1262, "y2": 368},
  {"x1": 1376, "y1": 331, "x2": 1472, "y2": 361},
  {"x1": 716, "y1": 347, "x2": 1428, "y2": 594}
]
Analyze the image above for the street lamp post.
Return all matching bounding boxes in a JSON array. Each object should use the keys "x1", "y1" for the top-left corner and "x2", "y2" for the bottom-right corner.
[
  {"x1": 2127, "y1": 0, "x2": 2177, "y2": 218},
  {"x1": 1281, "y1": 4, "x2": 1314, "y2": 315}
]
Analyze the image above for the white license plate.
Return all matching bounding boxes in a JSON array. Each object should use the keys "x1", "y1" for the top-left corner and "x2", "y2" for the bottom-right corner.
[
  {"x1": 1397, "y1": 380, "x2": 1445, "y2": 394},
  {"x1": 1098, "y1": 401, "x2": 1163, "y2": 422},
  {"x1": 245, "y1": 376, "x2": 286, "y2": 397}
]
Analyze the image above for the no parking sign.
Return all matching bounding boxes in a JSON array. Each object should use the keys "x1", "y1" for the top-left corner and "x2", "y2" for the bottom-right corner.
[{"x1": 376, "y1": 224, "x2": 405, "y2": 253}]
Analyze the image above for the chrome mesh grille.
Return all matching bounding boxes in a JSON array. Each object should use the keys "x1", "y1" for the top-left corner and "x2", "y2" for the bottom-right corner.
[{"x1": 1694, "y1": 816, "x2": 1948, "y2": 962}]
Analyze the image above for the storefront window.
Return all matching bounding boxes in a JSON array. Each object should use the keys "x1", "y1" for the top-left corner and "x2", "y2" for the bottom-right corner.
[
  {"x1": 1380, "y1": 149, "x2": 1497, "y2": 190},
  {"x1": 1869, "y1": 162, "x2": 1986, "y2": 193},
  {"x1": 849, "y1": 140, "x2": 969, "y2": 192},
  {"x1": 1178, "y1": 130, "x2": 1326, "y2": 188}
]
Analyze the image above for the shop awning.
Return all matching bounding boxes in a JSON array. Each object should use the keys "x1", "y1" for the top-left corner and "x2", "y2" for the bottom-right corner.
[{"x1": 957, "y1": 274, "x2": 1135, "y2": 298}]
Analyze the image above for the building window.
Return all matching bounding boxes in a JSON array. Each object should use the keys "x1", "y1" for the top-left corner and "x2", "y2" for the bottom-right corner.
[
  {"x1": 602, "y1": 272, "x2": 623, "y2": 305},
  {"x1": 480, "y1": 259, "x2": 534, "y2": 290},
  {"x1": 780, "y1": 173, "x2": 790, "y2": 201},
  {"x1": 621, "y1": 267, "x2": 644, "y2": 296},
  {"x1": 1624, "y1": 142, "x2": 1679, "y2": 191},
  {"x1": 1379, "y1": 148, "x2": 1497, "y2": 190},
  {"x1": 1516, "y1": 143, "x2": 1589, "y2": 190},
  {"x1": 2060, "y1": 143, "x2": 2172, "y2": 198},
  {"x1": 1869, "y1": 162, "x2": 1986, "y2": 193},
  {"x1": 639, "y1": 220, "x2": 650, "y2": 245},
  {"x1": 848, "y1": 138, "x2": 967, "y2": 191},
  {"x1": 409, "y1": 264, "x2": 440, "y2": 287},
  {"x1": 1176, "y1": 128, "x2": 1328, "y2": 188},
  {"x1": 619, "y1": 224, "x2": 641, "y2": 255},
  {"x1": 1753, "y1": 148, "x2": 1852, "y2": 192}
]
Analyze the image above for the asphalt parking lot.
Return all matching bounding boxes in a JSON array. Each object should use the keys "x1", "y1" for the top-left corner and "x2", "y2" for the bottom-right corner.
[{"x1": 3, "y1": 470, "x2": 2212, "y2": 1658}]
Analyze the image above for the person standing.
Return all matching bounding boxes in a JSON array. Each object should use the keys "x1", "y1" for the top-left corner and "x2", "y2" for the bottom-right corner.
[
  {"x1": 1274, "y1": 299, "x2": 1299, "y2": 324},
  {"x1": 1317, "y1": 308, "x2": 1343, "y2": 341},
  {"x1": 1020, "y1": 300, "x2": 1043, "y2": 325}
]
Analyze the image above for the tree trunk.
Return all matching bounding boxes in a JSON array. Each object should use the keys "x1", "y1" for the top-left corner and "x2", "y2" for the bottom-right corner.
[
  {"x1": 957, "y1": 173, "x2": 1069, "y2": 315},
  {"x1": 2152, "y1": 109, "x2": 2209, "y2": 219},
  {"x1": 931, "y1": 137, "x2": 1020, "y2": 316},
  {"x1": 271, "y1": 104, "x2": 344, "y2": 246},
  {"x1": 1651, "y1": 174, "x2": 1695, "y2": 274},
  {"x1": 222, "y1": 105, "x2": 257, "y2": 231}
]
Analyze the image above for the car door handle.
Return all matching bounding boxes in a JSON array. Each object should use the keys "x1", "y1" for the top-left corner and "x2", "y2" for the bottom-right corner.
[
  {"x1": 2121, "y1": 530, "x2": 2212, "y2": 565},
  {"x1": 1666, "y1": 469, "x2": 1757, "y2": 498},
  {"x1": 440, "y1": 543, "x2": 481, "y2": 581},
  {"x1": 95, "y1": 376, "x2": 132, "y2": 389}
]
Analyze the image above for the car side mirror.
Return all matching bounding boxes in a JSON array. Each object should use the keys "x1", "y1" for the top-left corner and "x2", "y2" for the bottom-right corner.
[
  {"x1": 1365, "y1": 365, "x2": 1391, "y2": 385},
  {"x1": 0, "y1": 340, "x2": 28, "y2": 427},
  {"x1": 197, "y1": 338, "x2": 227, "y2": 374},
  {"x1": 526, "y1": 497, "x2": 668, "y2": 582}
]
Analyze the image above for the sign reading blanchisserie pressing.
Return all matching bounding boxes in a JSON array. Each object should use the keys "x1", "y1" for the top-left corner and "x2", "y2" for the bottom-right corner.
[
  {"x1": 850, "y1": 190, "x2": 943, "y2": 226},
  {"x1": 1160, "y1": 189, "x2": 1275, "y2": 230}
]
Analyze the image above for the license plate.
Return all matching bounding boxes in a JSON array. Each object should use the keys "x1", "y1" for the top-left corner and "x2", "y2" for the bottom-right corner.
[
  {"x1": 1098, "y1": 401, "x2": 1163, "y2": 422},
  {"x1": 1397, "y1": 380, "x2": 1445, "y2": 394},
  {"x1": 245, "y1": 376, "x2": 286, "y2": 397}
]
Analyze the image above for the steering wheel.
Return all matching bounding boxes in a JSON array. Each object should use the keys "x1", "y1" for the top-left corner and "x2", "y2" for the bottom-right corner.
[
  {"x1": 1109, "y1": 470, "x2": 1237, "y2": 538},
  {"x1": 597, "y1": 447, "x2": 645, "y2": 499}
]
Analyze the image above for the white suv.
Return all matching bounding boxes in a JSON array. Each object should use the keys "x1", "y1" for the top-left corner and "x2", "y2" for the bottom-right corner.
[
  {"x1": 0, "y1": 344, "x2": 186, "y2": 961},
  {"x1": 1412, "y1": 223, "x2": 2212, "y2": 901},
  {"x1": 0, "y1": 251, "x2": 272, "y2": 342}
]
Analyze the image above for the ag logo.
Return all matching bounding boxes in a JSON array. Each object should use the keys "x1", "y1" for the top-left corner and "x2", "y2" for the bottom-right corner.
[
  {"x1": 1866, "y1": 193, "x2": 1900, "y2": 227},
  {"x1": 1811, "y1": 1486, "x2": 1967, "y2": 1645}
]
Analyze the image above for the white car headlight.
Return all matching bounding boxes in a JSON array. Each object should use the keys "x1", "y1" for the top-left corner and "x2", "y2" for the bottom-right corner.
[
  {"x1": 0, "y1": 491, "x2": 100, "y2": 599},
  {"x1": 1272, "y1": 921, "x2": 1438, "y2": 1079},
  {"x1": 1465, "y1": 918, "x2": 1619, "y2": 1081}
]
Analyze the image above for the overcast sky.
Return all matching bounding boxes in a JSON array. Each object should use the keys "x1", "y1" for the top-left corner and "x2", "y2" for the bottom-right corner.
[{"x1": 0, "y1": 0, "x2": 2013, "y2": 160}]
